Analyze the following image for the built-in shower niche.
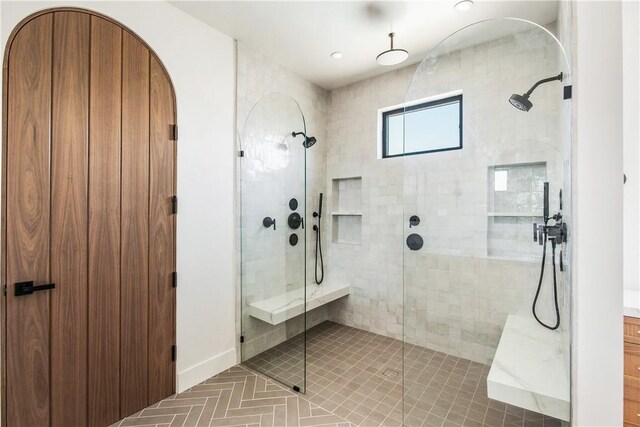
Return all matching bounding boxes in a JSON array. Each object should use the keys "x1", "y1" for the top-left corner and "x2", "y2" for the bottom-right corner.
[
  {"x1": 487, "y1": 162, "x2": 546, "y2": 260},
  {"x1": 331, "y1": 176, "x2": 362, "y2": 244}
]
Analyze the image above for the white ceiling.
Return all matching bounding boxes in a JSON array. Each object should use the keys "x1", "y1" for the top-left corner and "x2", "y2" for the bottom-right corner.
[{"x1": 170, "y1": 1, "x2": 559, "y2": 90}]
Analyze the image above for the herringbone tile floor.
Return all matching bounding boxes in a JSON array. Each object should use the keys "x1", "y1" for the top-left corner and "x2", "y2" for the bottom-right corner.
[
  {"x1": 115, "y1": 322, "x2": 562, "y2": 427},
  {"x1": 113, "y1": 364, "x2": 352, "y2": 427}
]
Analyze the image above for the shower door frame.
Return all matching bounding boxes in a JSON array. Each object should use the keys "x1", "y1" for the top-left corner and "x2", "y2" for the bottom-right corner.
[{"x1": 238, "y1": 93, "x2": 308, "y2": 393}]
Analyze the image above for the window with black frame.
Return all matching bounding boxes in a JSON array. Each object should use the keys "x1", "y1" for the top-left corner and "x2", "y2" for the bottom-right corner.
[{"x1": 382, "y1": 94, "x2": 463, "y2": 158}]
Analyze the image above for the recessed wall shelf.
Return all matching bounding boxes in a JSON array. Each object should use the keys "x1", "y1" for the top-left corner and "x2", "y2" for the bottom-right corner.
[
  {"x1": 487, "y1": 162, "x2": 547, "y2": 259},
  {"x1": 331, "y1": 177, "x2": 363, "y2": 244}
]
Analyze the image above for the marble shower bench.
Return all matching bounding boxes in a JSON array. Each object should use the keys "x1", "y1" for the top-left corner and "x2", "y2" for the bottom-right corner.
[
  {"x1": 247, "y1": 281, "x2": 350, "y2": 325},
  {"x1": 488, "y1": 315, "x2": 570, "y2": 422}
]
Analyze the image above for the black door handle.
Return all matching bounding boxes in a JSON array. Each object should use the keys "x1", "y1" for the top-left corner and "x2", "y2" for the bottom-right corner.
[{"x1": 15, "y1": 281, "x2": 56, "y2": 297}]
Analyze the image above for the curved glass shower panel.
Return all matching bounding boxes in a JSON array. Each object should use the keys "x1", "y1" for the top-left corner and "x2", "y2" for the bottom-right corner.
[
  {"x1": 402, "y1": 19, "x2": 571, "y2": 426},
  {"x1": 240, "y1": 93, "x2": 307, "y2": 392}
]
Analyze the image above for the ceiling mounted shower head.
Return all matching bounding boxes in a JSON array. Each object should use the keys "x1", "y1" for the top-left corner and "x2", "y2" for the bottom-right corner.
[
  {"x1": 509, "y1": 93, "x2": 533, "y2": 112},
  {"x1": 509, "y1": 72, "x2": 563, "y2": 112},
  {"x1": 376, "y1": 33, "x2": 408, "y2": 66}
]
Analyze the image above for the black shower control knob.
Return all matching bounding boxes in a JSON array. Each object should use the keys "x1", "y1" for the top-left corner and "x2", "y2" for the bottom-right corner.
[
  {"x1": 288, "y1": 213, "x2": 303, "y2": 229},
  {"x1": 263, "y1": 217, "x2": 276, "y2": 230},
  {"x1": 406, "y1": 233, "x2": 424, "y2": 251}
]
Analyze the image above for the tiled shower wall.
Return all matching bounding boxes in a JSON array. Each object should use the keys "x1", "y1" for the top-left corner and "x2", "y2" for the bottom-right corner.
[
  {"x1": 236, "y1": 20, "x2": 572, "y2": 367},
  {"x1": 326, "y1": 24, "x2": 570, "y2": 364},
  {"x1": 236, "y1": 42, "x2": 329, "y2": 359}
]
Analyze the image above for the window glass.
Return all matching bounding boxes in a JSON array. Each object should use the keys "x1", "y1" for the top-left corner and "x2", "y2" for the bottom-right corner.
[{"x1": 383, "y1": 95, "x2": 462, "y2": 158}]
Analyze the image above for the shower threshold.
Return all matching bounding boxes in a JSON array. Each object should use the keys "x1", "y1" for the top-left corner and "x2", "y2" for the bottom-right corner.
[{"x1": 248, "y1": 281, "x2": 350, "y2": 325}]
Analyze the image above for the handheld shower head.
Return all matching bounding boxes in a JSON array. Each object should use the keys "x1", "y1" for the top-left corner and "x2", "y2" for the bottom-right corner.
[
  {"x1": 509, "y1": 72, "x2": 563, "y2": 112},
  {"x1": 292, "y1": 131, "x2": 318, "y2": 148}
]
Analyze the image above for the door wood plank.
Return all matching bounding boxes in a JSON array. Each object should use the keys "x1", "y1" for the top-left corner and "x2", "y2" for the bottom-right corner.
[
  {"x1": 88, "y1": 15, "x2": 122, "y2": 427},
  {"x1": 5, "y1": 14, "x2": 53, "y2": 427},
  {"x1": 148, "y1": 56, "x2": 176, "y2": 404},
  {"x1": 120, "y1": 30, "x2": 151, "y2": 418},
  {"x1": 4, "y1": 11, "x2": 177, "y2": 426},
  {"x1": 50, "y1": 11, "x2": 90, "y2": 426}
]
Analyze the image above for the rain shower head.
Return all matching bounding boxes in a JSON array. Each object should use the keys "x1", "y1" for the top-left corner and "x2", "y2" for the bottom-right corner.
[
  {"x1": 509, "y1": 72, "x2": 563, "y2": 112},
  {"x1": 292, "y1": 131, "x2": 317, "y2": 148}
]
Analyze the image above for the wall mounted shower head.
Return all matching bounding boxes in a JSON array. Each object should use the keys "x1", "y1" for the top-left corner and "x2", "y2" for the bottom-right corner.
[
  {"x1": 509, "y1": 93, "x2": 533, "y2": 112},
  {"x1": 292, "y1": 131, "x2": 317, "y2": 148},
  {"x1": 509, "y1": 72, "x2": 563, "y2": 112}
]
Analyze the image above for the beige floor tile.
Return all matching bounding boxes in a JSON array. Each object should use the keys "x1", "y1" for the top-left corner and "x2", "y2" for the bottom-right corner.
[{"x1": 115, "y1": 322, "x2": 562, "y2": 427}]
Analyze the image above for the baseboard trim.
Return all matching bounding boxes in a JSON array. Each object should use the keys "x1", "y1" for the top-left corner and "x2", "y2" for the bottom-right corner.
[{"x1": 177, "y1": 347, "x2": 237, "y2": 392}]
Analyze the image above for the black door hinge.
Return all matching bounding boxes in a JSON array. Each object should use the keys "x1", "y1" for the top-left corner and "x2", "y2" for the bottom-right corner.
[
  {"x1": 238, "y1": 150, "x2": 244, "y2": 158},
  {"x1": 171, "y1": 345, "x2": 176, "y2": 362},
  {"x1": 564, "y1": 85, "x2": 572, "y2": 100},
  {"x1": 170, "y1": 124, "x2": 178, "y2": 141},
  {"x1": 171, "y1": 272, "x2": 177, "y2": 288},
  {"x1": 240, "y1": 335, "x2": 245, "y2": 343},
  {"x1": 3, "y1": 284, "x2": 6, "y2": 296},
  {"x1": 171, "y1": 196, "x2": 178, "y2": 214}
]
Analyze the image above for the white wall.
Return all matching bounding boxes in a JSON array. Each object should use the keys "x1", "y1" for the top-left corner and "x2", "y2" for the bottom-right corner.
[
  {"x1": 572, "y1": 1, "x2": 624, "y2": 424},
  {"x1": 623, "y1": 0, "x2": 640, "y2": 298},
  {"x1": 1, "y1": 1, "x2": 237, "y2": 392}
]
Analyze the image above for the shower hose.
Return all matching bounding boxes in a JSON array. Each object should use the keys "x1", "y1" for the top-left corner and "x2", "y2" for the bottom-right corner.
[
  {"x1": 532, "y1": 221, "x2": 561, "y2": 330},
  {"x1": 314, "y1": 222, "x2": 324, "y2": 285}
]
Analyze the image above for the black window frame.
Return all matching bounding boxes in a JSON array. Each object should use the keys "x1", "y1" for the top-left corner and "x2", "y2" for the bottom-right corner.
[{"x1": 381, "y1": 94, "x2": 463, "y2": 158}]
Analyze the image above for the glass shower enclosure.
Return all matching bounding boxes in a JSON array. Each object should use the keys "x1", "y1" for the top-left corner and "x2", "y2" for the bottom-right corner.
[
  {"x1": 402, "y1": 19, "x2": 572, "y2": 425},
  {"x1": 236, "y1": 18, "x2": 573, "y2": 426},
  {"x1": 239, "y1": 93, "x2": 308, "y2": 392}
]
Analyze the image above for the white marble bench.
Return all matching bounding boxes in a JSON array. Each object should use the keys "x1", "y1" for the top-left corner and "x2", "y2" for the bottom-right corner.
[
  {"x1": 487, "y1": 315, "x2": 570, "y2": 421},
  {"x1": 247, "y1": 282, "x2": 350, "y2": 325}
]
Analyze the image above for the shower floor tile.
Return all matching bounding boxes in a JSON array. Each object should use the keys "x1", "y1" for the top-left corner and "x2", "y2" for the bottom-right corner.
[{"x1": 114, "y1": 321, "x2": 563, "y2": 427}]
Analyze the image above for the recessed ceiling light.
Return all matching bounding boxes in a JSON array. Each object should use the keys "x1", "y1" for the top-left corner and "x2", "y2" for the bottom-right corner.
[
  {"x1": 330, "y1": 51, "x2": 344, "y2": 60},
  {"x1": 454, "y1": 0, "x2": 474, "y2": 12},
  {"x1": 376, "y1": 33, "x2": 409, "y2": 66}
]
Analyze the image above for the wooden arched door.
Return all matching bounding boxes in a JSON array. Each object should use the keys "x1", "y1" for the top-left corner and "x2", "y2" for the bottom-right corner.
[{"x1": 2, "y1": 9, "x2": 177, "y2": 426}]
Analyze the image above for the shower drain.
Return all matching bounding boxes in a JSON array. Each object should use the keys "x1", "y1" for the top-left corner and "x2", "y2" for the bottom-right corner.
[{"x1": 381, "y1": 368, "x2": 400, "y2": 379}]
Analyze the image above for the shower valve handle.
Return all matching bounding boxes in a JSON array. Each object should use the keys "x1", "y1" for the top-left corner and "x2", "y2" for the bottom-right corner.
[
  {"x1": 263, "y1": 217, "x2": 276, "y2": 230},
  {"x1": 533, "y1": 223, "x2": 544, "y2": 245}
]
